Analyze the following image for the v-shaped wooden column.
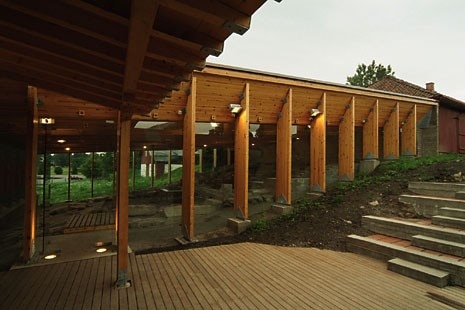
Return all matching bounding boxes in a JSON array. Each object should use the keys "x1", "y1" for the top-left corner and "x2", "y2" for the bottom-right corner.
[
  {"x1": 234, "y1": 83, "x2": 250, "y2": 219},
  {"x1": 115, "y1": 111, "x2": 131, "y2": 288},
  {"x1": 362, "y1": 101, "x2": 379, "y2": 160},
  {"x1": 401, "y1": 105, "x2": 417, "y2": 156},
  {"x1": 339, "y1": 97, "x2": 355, "y2": 181},
  {"x1": 275, "y1": 89, "x2": 292, "y2": 203},
  {"x1": 23, "y1": 86, "x2": 38, "y2": 261},
  {"x1": 383, "y1": 103, "x2": 400, "y2": 160},
  {"x1": 310, "y1": 93, "x2": 326, "y2": 192},
  {"x1": 182, "y1": 77, "x2": 196, "y2": 240}
]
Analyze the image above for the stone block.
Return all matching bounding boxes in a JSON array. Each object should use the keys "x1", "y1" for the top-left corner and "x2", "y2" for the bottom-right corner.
[
  {"x1": 272, "y1": 204, "x2": 293, "y2": 215},
  {"x1": 359, "y1": 159, "x2": 380, "y2": 175},
  {"x1": 227, "y1": 218, "x2": 251, "y2": 234}
]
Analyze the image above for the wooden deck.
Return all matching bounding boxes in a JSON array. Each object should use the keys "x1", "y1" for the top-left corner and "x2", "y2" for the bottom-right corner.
[
  {"x1": 64, "y1": 212, "x2": 115, "y2": 234},
  {"x1": 1, "y1": 242, "x2": 465, "y2": 309}
]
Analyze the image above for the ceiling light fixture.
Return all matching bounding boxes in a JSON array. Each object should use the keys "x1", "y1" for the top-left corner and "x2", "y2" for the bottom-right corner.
[{"x1": 39, "y1": 117, "x2": 55, "y2": 125}]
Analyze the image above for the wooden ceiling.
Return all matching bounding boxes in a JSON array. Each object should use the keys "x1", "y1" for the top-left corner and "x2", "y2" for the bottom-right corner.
[
  {"x1": 0, "y1": 0, "x2": 270, "y2": 152},
  {"x1": 0, "y1": 0, "x2": 267, "y2": 113}
]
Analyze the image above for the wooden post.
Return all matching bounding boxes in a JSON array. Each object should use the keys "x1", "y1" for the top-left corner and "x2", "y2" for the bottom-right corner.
[
  {"x1": 23, "y1": 86, "x2": 38, "y2": 261},
  {"x1": 234, "y1": 83, "x2": 250, "y2": 219},
  {"x1": 383, "y1": 103, "x2": 400, "y2": 160},
  {"x1": 276, "y1": 88, "x2": 292, "y2": 203},
  {"x1": 339, "y1": 97, "x2": 355, "y2": 181},
  {"x1": 91, "y1": 152, "x2": 95, "y2": 198},
  {"x1": 363, "y1": 101, "x2": 379, "y2": 159},
  {"x1": 151, "y1": 149, "x2": 155, "y2": 188},
  {"x1": 198, "y1": 148, "x2": 203, "y2": 173},
  {"x1": 227, "y1": 148, "x2": 231, "y2": 165},
  {"x1": 131, "y1": 150, "x2": 135, "y2": 192},
  {"x1": 401, "y1": 105, "x2": 417, "y2": 156},
  {"x1": 182, "y1": 78, "x2": 196, "y2": 240},
  {"x1": 310, "y1": 92, "x2": 326, "y2": 192},
  {"x1": 213, "y1": 148, "x2": 217, "y2": 170},
  {"x1": 67, "y1": 151, "x2": 71, "y2": 201},
  {"x1": 168, "y1": 150, "x2": 172, "y2": 184},
  {"x1": 115, "y1": 111, "x2": 131, "y2": 288}
]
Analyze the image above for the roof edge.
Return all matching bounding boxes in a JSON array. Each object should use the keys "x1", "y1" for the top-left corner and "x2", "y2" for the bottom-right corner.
[{"x1": 205, "y1": 62, "x2": 437, "y2": 104}]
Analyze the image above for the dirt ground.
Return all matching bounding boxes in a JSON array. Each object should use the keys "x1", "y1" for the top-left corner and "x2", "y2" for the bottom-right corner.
[{"x1": 149, "y1": 157, "x2": 465, "y2": 254}]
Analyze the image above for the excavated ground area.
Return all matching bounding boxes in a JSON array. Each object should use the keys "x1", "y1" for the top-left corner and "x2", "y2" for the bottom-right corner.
[{"x1": 1, "y1": 157, "x2": 465, "y2": 269}]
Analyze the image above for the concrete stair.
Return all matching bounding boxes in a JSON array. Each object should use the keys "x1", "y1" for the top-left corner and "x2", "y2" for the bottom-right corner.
[
  {"x1": 347, "y1": 234, "x2": 465, "y2": 287},
  {"x1": 399, "y1": 194, "x2": 465, "y2": 217},
  {"x1": 348, "y1": 181, "x2": 465, "y2": 287},
  {"x1": 408, "y1": 182, "x2": 465, "y2": 198},
  {"x1": 361, "y1": 216, "x2": 465, "y2": 243},
  {"x1": 387, "y1": 258, "x2": 450, "y2": 288},
  {"x1": 439, "y1": 207, "x2": 465, "y2": 219},
  {"x1": 412, "y1": 235, "x2": 465, "y2": 257},
  {"x1": 432, "y1": 215, "x2": 465, "y2": 230}
]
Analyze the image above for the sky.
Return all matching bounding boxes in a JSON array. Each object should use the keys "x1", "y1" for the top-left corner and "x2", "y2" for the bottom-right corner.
[{"x1": 208, "y1": 0, "x2": 465, "y2": 101}]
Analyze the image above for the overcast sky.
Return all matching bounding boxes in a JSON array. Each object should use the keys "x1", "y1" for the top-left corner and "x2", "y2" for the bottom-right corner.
[{"x1": 208, "y1": 0, "x2": 465, "y2": 101}]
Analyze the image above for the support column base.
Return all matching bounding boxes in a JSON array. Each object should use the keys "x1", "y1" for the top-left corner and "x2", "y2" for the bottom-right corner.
[
  {"x1": 272, "y1": 203, "x2": 293, "y2": 215},
  {"x1": 175, "y1": 236, "x2": 198, "y2": 245},
  {"x1": 359, "y1": 159, "x2": 380, "y2": 175},
  {"x1": 227, "y1": 218, "x2": 251, "y2": 234},
  {"x1": 115, "y1": 270, "x2": 131, "y2": 289}
]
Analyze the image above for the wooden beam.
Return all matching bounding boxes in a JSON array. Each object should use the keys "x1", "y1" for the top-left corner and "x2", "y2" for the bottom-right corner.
[
  {"x1": 0, "y1": 49, "x2": 121, "y2": 95},
  {"x1": 115, "y1": 111, "x2": 131, "y2": 288},
  {"x1": 362, "y1": 100, "x2": 379, "y2": 159},
  {"x1": 152, "y1": 30, "x2": 223, "y2": 57},
  {"x1": 310, "y1": 92, "x2": 326, "y2": 192},
  {"x1": 339, "y1": 97, "x2": 355, "y2": 181},
  {"x1": 276, "y1": 88, "x2": 292, "y2": 203},
  {"x1": 0, "y1": 12, "x2": 125, "y2": 67},
  {"x1": 383, "y1": 103, "x2": 400, "y2": 160},
  {"x1": 1, "y1": 69, "x2": 121, "y2": 109},
  {"x1": 0, "y1": 0, "x2": 127, "y2": 46},
  {"x1": 158, "y1": 0, "x2": 251, "y2": 35},
  {"x1": 401, "y1": 104, "x2": 417, "y2": 156},
  {"x1": 182, "y1": 77, "x2": 196, "y2": 240},
  {"x1": 0, "y1": 37, "x2": 123, "y2": 85},
  {"x1": 123, "y1": 1, "x2": 159, "y2": 93},
  {"x1": 234, "y1": 83, "x2": 250, "y2": 219},
  {"x1": 22, "y1": 86, "x2": 38, "y2": 261}
]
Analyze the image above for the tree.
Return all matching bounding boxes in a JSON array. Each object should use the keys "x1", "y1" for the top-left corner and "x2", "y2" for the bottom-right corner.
[{"x1": 346, "y1": 60, "x2": 395, "y2": 87}]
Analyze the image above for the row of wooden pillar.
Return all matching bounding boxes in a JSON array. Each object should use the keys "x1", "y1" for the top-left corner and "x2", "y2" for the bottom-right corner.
[{"x1": 21, "y1": 84, "x2": 418, "y2": 288}]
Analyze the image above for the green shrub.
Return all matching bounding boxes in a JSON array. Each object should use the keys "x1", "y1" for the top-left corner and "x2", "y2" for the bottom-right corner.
[{"x1": 54, "y1": 166, "x2": 63, "y2": 175}]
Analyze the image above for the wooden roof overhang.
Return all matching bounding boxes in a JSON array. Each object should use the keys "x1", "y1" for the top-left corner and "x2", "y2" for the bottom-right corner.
[
  {"x1": 129, "y1": 64, "x2": 437, "y2": 149},
  {"x1": 0, "y1": 0, "x2": 269, "y2": 152}
]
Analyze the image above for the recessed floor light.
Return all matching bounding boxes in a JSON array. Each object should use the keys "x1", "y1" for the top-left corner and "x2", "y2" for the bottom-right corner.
[
  {"x1": 44, "y1": 254, "x2": 57, "y2": 260},
  {"x1": 96, "y1": 248, "x2": 107, "y2": 253}
]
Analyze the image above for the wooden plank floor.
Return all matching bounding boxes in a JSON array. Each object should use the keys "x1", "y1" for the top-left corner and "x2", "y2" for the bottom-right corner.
[
  {"x1": 1, "y1": 242, "x2": 465, "y2": 309},
  {"x1": 64, "y1": 212, "x2": 115, "y2": 234}
]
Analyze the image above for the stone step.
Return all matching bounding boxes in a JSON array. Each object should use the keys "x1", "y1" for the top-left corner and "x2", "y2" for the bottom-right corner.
[
  {"x1": 408, "y1": 182, "x2": 465, "y2": 198},
  {"x1": 456, "y1": 191, "x2": 465, "y2": 199},
  {"x1": 346, "y1": 234, "x2": 465, "y2": 287},
  {"x1": 439, "y1": 207, "x2": 465, "y2": 219},
  {"x1": 399, "y1": 194, "x2": 465, "y2": 218},
  {"x1": 432, "y1": 216, "x2": 465, "y2": 230},
  {"x1": 387, "y1": 258, "x2": 450, "y2": 288},
  {"x1": 411, "y1": 235, "x2": 465, "y2": 257},
  {"x1": 362, "y1": 215, "x2": 465, "y2": 244}
]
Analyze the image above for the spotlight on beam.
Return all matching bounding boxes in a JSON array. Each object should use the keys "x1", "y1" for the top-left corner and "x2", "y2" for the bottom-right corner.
[
  {"x1": 229, "y1": 103, "x2": 243, "y2": 114},
  {"x1": 310, "y1": 108, "x2": 321, "y2": 117}
]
